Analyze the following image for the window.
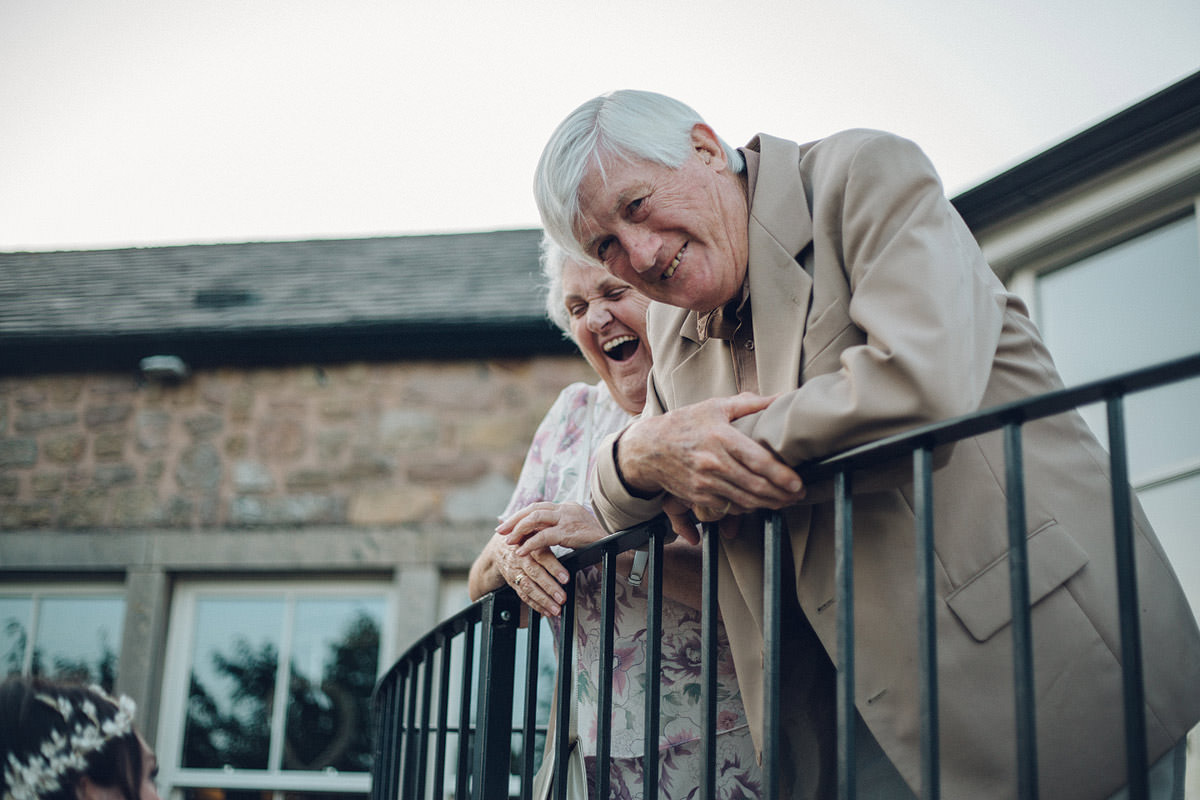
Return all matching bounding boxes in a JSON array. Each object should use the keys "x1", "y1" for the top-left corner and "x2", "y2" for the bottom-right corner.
[
  {"x1": 157, "y1": 581, "x2": 393, "y2": 800},
  {"x1": 1034, "y1": 213, "x2": 1200, "y2": 615},
  {"x1": 0, "y1": 585, "x2": 125, "y2": 691}
]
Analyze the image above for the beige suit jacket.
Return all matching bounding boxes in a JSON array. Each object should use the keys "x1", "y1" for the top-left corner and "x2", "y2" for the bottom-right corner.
[{"x1": 591, "y1": 129, "x2": 1200, "y2": 800}]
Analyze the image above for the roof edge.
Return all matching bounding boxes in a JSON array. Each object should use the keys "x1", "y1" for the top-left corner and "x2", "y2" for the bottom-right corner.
[
  {"x1": 0, "y1": 320, "x2": 578, "y2": 376},
  {"x1": 952, "y1": 71, "x2": 1200, "y2": 231}
]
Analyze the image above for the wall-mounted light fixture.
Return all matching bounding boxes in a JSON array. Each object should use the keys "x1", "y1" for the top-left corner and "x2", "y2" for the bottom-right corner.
[{"x1": 139, "y1": 354, "x2": 190, "y2": 382}]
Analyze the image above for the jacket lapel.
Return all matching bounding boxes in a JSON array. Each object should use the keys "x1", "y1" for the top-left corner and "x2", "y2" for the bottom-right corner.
[{"x1": 744, "y1": 134, "x2": 814, "y2": 397}]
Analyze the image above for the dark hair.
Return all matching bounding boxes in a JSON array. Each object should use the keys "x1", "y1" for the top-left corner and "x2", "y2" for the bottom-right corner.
[{"x1": 0, "y1": 677, "x2": 143, "y2": 800}]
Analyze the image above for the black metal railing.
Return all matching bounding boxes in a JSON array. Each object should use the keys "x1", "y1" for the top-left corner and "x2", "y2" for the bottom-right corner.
[{"x1": 371, "y1": 351, "x2": 1200, "y2": 800}]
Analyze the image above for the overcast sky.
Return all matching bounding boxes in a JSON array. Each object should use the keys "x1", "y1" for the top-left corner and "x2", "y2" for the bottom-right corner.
[{"x1": 2, "y1": 0, "x2": 1198, "y2": 252}]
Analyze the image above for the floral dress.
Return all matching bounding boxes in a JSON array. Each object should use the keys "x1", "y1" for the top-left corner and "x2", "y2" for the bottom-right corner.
[{"x1": 503, "y1": 381, "x2": 763, "y2": 800}]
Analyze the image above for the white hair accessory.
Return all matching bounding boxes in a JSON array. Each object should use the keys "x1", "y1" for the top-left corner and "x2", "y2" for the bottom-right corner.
[{"x1": 3, "y1": 686, "x2": 137, "y2": 800}]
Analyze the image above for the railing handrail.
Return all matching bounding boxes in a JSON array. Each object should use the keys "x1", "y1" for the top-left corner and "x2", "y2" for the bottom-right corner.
[{"x1": 799, "y1": 349, "x2": 1200, "y2": 482}]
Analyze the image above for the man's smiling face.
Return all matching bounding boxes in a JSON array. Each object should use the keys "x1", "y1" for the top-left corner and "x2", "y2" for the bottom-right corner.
[{"x1": 573, "y1": 124, "x2": 750, "y2": 314}]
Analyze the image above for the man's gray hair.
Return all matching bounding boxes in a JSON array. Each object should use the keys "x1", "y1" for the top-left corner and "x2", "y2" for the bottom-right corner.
[{"x1": 533, "y1": 90, "x2": 744, "y2": 262}]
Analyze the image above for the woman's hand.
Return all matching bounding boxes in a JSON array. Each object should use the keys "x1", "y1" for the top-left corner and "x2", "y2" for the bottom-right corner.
[
  {"x1": 502, "y1": 502, "x2": 609, "y2": 555},
  {"x1": 476, "y1": 533, "x2": 568, "y2": 618},
  {"x1": 484, "y1": 502, "x2": 606, "y2": 617}
]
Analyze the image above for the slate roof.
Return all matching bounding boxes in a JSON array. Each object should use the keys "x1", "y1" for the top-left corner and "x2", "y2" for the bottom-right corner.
[{"x1": 0, "y1": 228, "x2": 576, "y2": 373}]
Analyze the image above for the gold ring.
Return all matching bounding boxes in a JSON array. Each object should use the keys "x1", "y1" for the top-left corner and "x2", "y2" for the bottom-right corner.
[
  {"x1": 514, "y1": 575, "x2": 523, "y2": 587},
  {"x1": 721, "y1": 500, "x2": 732, "y2": 516}
]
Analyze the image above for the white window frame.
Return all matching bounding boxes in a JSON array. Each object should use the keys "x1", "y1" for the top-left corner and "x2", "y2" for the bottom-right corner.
[
  {"x1": 976, "y1": 135, "x2": 1200, "y2": 292},
  {"x1": 156, "y1": 578, "x2": 396, "y2": 800}
]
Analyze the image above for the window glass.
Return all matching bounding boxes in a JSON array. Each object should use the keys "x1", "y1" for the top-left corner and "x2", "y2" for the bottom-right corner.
[
  {"x1": 1138, "y1": 474, "x2": 1200, "y2": 616},
  {"x1": 183, "y1": 597, "x2": 284, "y2": 770},
  {"x1": 285, "y1": 598, "x2": 382, "y2": 773},
  {"x1": 1036, "y1": 215, "x2": 1200, "y2": 482},
  {"x1": 162, "y1": 582, "x2": 387, "y2": 798},
  {"x1": 0, "y1": 591, "x2": 124, "y2": 691}
]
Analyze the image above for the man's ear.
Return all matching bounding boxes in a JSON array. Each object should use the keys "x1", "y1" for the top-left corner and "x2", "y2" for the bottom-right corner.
[{"x1": 689, "y1": 123, "x2": 727, "y2": 171}]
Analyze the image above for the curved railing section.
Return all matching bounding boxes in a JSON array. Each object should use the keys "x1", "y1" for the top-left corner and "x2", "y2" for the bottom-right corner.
[{"x1": 372, "y1": 351, "x2": 1200, "y2": 800}]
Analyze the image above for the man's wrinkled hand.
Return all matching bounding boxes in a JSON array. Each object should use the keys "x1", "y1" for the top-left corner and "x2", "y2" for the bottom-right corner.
[{"x1": 617, "y1": 393, "x2": 806, "y2": 513}]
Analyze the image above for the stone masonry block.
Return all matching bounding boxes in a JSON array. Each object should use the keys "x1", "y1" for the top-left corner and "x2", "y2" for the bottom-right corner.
[
  {"x1": 84, "y1": 404, "x2": 133, "y2": 429},
  {"x1": 42, "y1": 433, "x2": 85, "y2": 464},
  {"x1": 59, "y1": 489, "x2": 108, "y2": 528},
  {"x1": 14, "y1": 410, "x2": 78, "y2": 432},
  {"x1": 185, "y1": 413, "x2": 224, "y2": 439},
  {"x1": 0, "y1": 438, "x2": 37, "y2": 468},
  {"x1": 94, "y1": 432, "x2": 127, "y2": 461},
  {"x1": 348, "y1": 485, "x2": 439, "y2": 525},
  {"x1": 135, "y1": 410, "x2": 171, "y2": 452},
  {"x1": 233, "y1": 461, "x2": 275, "y2": 493},
  {"x1": 94, "y1": 464, "x2": 137, "y2": 487},
  {"x1": 31, "y1": 473, "x2": 65, "y2": 495},
  {"x1": 175, "y1": 443, "x2": 222, "y2": 491},
  {"x1": 445, "y1": 472, "x2": 515, "y2": 523}
]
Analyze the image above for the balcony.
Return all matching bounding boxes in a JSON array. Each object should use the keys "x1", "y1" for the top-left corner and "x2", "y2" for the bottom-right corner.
[{"x1": 371, "y1": 351, "x2": 1200, "y2": 800}]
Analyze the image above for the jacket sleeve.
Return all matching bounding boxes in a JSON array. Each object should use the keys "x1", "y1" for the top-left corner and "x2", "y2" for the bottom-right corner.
[
  {"x1": 734, "y1": 131, "x2": 1008, "y2": 467},
  {"x1": 590, "y1": 372, "x2": 668, "y2": 534}
]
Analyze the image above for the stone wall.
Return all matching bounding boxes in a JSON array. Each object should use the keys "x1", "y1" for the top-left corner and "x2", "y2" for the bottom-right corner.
[{"x1": 0, "y1": 355, "x2": 595, "y2": 531}]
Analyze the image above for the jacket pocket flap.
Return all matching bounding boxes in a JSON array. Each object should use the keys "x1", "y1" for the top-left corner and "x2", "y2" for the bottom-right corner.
[{"x1": 946, "y1": 522, "x2": 1089, "y2": 643}]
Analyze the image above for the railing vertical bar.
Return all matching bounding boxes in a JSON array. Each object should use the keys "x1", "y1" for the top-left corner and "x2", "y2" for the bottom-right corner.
[
  {"x1": 520, "y1": 612, "x2": 542, "y2": 800},
  {"x1": 914, "y1": 446, "x2": 940, "y2": 800},
  {"x1": 415, "y1": 643, "x2": 436, "y2": 796},
  {"x1": 763, "y1": 510, "x2": 784, "y2": 800},
  {"x1": 372, "y1": 672, "x2": 399, "y2": 800},
  {"x1": 379, "y1": 676, "x2": 395, "y2": 800},
  {"x1": 454, "y1": 624, "x2": 476, "y2": 800},
  {"x1": 701, "y1": 520, "x2": 720, "y2": 800},
  {"x1": 395, "y1": 667, "x2": 411, "y2": 800},
  {"x1": 552, "y1": 573, "x2": 577, "y2": 800},
  {"x1": 596, "y1": 552, "x2": 618, "y2": 799},
  {"x1": 835, "y1": 470, "x2": 856, "y2": 800},
  {"x1": 474, "y1": 592, "x2": 521, "y2": 798},
  {"x1": 432, "y1": 635, "x2": 453, "y2": 800},
  {"x1": 1004, "y1": 421, "x2": 1039, "y2": 800},
  {"x1": 402, "y1": 656, "x2": 423, "y2": 800},
  {"x1": 643, "y1": 525, "x2": 665, "y2": 799},
  {"x1": 1107, "y1": 394, "x2": 1149, "y2": 800}
]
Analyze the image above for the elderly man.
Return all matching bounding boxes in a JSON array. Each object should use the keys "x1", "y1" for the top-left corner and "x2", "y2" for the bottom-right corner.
[{"x1": 533, "y1": 90, "x2": 1200, "y2": 800}]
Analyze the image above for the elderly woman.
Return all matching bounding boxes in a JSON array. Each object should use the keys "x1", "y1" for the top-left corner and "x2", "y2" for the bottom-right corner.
[
  {"x1": 1, "y1": 677, "x2": 161, "y2": 800},
  {"x1": 468, "y1": 238, "x2": 762, "y2": 799},
  {"x1": 532, "y1": 90, "x2": 1200, "y2": 800}
]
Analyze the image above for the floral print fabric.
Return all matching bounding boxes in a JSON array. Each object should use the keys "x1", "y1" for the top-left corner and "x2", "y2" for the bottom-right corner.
[{"x1": 503, "y1": 382, "x2": 762, "y2": 799}]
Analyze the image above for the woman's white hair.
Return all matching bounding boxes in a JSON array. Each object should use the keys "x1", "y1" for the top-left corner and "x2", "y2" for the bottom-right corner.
[
  {"x1": 540, "y1": 234, "x2": 573, "y2": 337},
  {"x1": 533, "y1": 90, "x2": 744, "y2": 262}
]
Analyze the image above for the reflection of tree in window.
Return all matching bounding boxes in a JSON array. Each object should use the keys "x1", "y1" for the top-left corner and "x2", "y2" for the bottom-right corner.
[
  {"x1": 181, "y1": 609, "x2": 381, "y2": 773},
  {"x1": 2, "y1": 617, "x2": 26, "y2": 677},
  {"x1": 1, "y1": 610, "x2": 118, "y2": 692},
  {"x1": 37, "y1": 633, "x2": 118, "y2": 692},
  {"x1": 285, "y1": 611, "x2": 380, "y2": 772},
  {"x1": 183, "y1": 638, "x2": 276, "y2": 769}
]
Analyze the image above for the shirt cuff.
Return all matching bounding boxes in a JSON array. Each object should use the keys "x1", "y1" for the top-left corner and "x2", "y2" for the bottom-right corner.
[{"x1": 590, "y1": 430, "x2": 664, "y2": 533}]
